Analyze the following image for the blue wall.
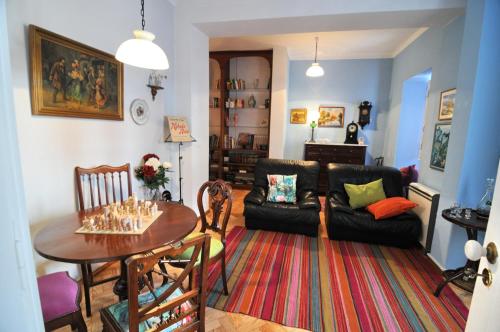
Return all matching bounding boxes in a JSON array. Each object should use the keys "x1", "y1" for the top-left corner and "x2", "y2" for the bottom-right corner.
[
  {"x1": 285, "y1": 59, "x2": 393, "y2": 164},
  {"x1": 394, "y1": 74, "x2": 430, "y2": 169},
  {"x1": 384, "y1": 16, "x2": 465, "y2": 268}
]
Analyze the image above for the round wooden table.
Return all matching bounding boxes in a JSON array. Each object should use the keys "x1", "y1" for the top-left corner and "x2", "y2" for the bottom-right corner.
[
  {"x1": 434, "y1": 208, "x2": 487, "y2": 296},
  {"x1": 34, "y1": 201, "x2": 197, "y2": 300}
]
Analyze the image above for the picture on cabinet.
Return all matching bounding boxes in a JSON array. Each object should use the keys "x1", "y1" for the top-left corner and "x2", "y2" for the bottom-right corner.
[
  {"x1": 29, "y1": 25, "x2": 123, "y2": 120},
  {"x1": 290, "y1": 108, "x2": 307, "y2": 124},
  {"x1": 438, "y1": 88, "x2": 456, "y2": 121},
  {"x1": 318, "y1": 106, "x2": 345, "y2": 127}
]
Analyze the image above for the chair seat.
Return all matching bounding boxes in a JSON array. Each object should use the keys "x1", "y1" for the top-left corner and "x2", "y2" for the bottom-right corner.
[
  {"x1": 173, "y1": 232, "x2": 223, "y2": 265},
  {"x1": 37, "y1": 272, "x2": 80, "y2": 322},
  {"x1": 102, "y1": 283, "x2": 189, "y2": 331}
]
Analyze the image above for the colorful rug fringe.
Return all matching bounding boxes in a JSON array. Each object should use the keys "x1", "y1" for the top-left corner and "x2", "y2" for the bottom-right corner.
[{"x1": 206, "y1": 226, "x2": 468, "y2": 331}]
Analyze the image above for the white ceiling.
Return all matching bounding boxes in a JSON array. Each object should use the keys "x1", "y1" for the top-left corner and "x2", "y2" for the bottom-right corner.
[{"x1": 210, "y1": 28, "x2": 429, "y2": 60}]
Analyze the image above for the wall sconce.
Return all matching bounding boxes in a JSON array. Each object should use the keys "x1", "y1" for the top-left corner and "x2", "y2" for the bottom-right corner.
[{"x1": 147, "y1": 71, "x2": 167, "y2": 101}]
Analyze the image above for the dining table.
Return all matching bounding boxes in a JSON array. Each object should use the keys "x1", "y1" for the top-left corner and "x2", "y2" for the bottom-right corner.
[{"x1": 34, "y1": 201, "x2": 197, "y2": 301}]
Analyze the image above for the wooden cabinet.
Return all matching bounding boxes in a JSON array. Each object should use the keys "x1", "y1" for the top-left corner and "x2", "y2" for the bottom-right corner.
[{"x1": 304, "y1": 143, "x2": 367, "y2": 193}]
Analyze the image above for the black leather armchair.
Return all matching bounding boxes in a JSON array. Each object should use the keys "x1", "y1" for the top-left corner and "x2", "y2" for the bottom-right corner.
[
  {"x1": 325, "y1": 164, "x2": 421, "y2": 248},
  {"x1": 244, "y1": 159, "x2": 321, "y2": 237}
]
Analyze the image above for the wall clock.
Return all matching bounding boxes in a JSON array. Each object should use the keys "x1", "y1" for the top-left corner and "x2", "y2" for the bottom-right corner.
[
  {"x1": 358, "y1": 101, "x2": 372, "y2": 129},
  {"x1": 130, "y1": 99, "x2": 150, "y2": 125},
  {"x1": 344, "y1": 121, "x2": 359, "y2": 144}
]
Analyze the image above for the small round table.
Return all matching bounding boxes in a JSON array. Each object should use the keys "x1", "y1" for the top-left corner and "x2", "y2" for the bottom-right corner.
[
  {"x1": 434, "y1": 208, "x2": 488, "y2": 296},
  {"x1": 34, "y1": 201, "x2": 197, "y2": 300}
]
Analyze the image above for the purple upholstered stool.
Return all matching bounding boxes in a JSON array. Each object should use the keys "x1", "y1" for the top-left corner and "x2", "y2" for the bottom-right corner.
[{"x1": 37, "y1": 271, "x2": 87, "y2": 331}]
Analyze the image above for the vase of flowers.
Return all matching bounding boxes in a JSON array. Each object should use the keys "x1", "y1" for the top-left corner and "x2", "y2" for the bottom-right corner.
[{"x1": 135, "y1": 153, "x2": 172, "y2": 201}]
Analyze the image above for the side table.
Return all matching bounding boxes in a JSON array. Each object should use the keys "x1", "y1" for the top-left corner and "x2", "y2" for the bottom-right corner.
[{"x1": 434, "y1": 208, "x2": 488, "y2": 296}]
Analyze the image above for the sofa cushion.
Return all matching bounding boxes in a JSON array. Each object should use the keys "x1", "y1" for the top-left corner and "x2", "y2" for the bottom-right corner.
[
  {"x1": 267, "y1": 174, "x2": 297, "y2": 203},
  {"x1": 367, "y1": 197, "x2": 417, "y2": 220},
  {"x1": 344, "y1": 178, "x2": 386, "y2": 209}
]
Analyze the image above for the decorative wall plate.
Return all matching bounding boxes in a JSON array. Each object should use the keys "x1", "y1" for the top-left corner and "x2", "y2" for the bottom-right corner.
[{"x1": 130, "y1": 99, "x2": 150, "y2": 125}]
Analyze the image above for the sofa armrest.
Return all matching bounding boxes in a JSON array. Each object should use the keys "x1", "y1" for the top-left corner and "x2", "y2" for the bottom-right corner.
[
  {"x1": 327, "y1": 196, "x2": 355, "y2": 215},
  {"x1": 244, "y1": 187, "x2": 266, "y2": 205},
  {"x1": 297, "y1": 191, "x2": 321, "y2": 211}
]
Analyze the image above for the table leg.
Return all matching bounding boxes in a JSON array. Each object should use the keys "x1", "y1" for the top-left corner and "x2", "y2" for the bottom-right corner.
[
  {"x1": 113, "y1": 259, "x2": 129, "y2": 301},
  {"x1": 434, "y1": 267, "x2": 465, "y2": 296}
]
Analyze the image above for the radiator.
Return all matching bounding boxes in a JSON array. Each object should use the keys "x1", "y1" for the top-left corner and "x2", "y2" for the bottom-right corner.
[{"x1": 408, "y1": 182, "x2": 440, "y2": 253}]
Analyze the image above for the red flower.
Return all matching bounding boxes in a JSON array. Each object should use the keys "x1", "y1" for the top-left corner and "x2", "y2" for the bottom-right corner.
[
  {"x1": 143, "y1": 165, "x2": 156, "y2": 178},
  {"x1": 143, "y1": 153, "x2": 160, "y2": 163}
]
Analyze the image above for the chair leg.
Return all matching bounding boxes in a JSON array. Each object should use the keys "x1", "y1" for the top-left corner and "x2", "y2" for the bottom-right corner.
[
  {"x1": 159, "y1": 262, "x2": 169, "y2": 286},
  {"x1": 80, "y1": 263, "x2": 92, "y2": 317},
  {"x1": 73, "y1": 310, "x2": 88, "y2": 332},
  {"x1": 221, "y1": 251, "x2": 229, "y2": 295},
  {"x1": 146, "y1": 271, "x2": 154, "y2": 288}
]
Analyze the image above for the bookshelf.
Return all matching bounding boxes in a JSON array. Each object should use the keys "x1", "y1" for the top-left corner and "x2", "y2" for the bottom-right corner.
[{"x1": 209, "y1": 50, "x2": 273, "y2": 188}]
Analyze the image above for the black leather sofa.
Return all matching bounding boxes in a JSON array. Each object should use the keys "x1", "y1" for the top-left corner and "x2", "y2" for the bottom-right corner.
[
  {"x1": 244, "y1": 159, "x2": 321, "y2": 237},
  {"x1": 325, "y1": 164, "x2": 421, "y2": 248}
]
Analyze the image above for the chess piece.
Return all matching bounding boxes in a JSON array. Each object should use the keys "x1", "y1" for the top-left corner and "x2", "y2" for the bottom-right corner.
[{"x1": 137, "y1": 215, "x2": 143, "y2": 229}]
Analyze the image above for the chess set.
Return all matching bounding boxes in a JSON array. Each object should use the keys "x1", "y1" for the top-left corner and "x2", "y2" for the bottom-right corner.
[{"x1": 75, "y1": 194, "x2": 163, "y2": 235}]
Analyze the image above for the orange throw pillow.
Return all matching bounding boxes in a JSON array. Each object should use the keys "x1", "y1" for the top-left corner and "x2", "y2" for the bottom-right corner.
[{"x1": 367, "y1": 197, "x2": 417, "y2": 220}]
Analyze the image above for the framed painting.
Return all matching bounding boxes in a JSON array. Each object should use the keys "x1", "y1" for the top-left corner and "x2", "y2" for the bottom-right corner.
[
  {"x1": 430, "y1": 123, "x2": 451, "y2": 171},
  {"x1": 290, "y1": 108, "x2": 307, "y2": 124},
  {"x1": 29, "y1": 25, "x2": 123, "y2": 120},
  {"x1": 318, "y1": 106, "x2": 344, "y2": 127},
  {"x1": 438, "y1": 88, "x2": 456, "y2": 121}
]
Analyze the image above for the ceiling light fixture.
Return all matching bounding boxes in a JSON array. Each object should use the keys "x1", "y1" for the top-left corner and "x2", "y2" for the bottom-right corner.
[
  {"x1": 306, "y1": 37, "x2": 324, "y2": 77},
  {"x1": 115, "y1": 0, "x2": 169, "y2": 70}
]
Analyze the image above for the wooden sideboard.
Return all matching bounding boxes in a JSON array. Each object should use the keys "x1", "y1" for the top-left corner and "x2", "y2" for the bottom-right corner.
[{"x1": 304, "y1": 143, "x2": 367, "y2": 193}]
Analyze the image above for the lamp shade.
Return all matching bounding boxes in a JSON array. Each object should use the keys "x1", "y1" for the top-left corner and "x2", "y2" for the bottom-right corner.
[
  {"x1": 306, "y1": 62, "x2": 324, "y2": 77},
  {"x1": 115, "y1": 30, "x2": 169, "y2": 70}
]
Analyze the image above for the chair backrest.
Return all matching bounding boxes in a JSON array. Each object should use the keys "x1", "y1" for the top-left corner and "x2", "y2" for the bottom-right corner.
[
  {"x1": 126, "y1": 234, "x2": 211, "y2": 332},
  {"x1": 75, "y1": 164, "x2": 132, "y2": 211},
  {"x1": 253, "y1": 158, "x2": 320, "y2": 195},
  {"x1": 197, "y1": 180, "x2": 232, "y2": 243}
]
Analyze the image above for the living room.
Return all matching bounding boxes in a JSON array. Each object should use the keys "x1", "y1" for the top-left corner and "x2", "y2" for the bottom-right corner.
[{"x1": 2, "y1": 0, "x2": 500, "y2": 331}]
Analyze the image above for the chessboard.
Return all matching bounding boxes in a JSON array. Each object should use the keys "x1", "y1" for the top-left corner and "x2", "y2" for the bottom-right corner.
[{"x1": 75, "y1": 210, "x2": 163, "y2": 235}]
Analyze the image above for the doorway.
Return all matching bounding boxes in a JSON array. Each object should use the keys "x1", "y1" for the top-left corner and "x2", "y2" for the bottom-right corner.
[{"x1": 394, "y1": 69, "x2": 432, "y2": 169}]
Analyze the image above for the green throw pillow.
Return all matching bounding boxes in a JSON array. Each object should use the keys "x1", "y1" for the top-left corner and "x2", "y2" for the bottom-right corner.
[{"x1": 344, "y1": 178, "x2": 386, "y2": 209}]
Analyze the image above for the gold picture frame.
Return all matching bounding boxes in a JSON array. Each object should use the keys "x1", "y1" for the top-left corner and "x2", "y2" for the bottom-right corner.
[
  {"x1": 438, "y1": 88, "x2": 456, "y2": 121},
  {"x1": 318, "y1": 106, "x2": 345, "y2": 127},
  {"x1": 290, "y1": 108, "x2": 307, "y2": 124},
  {"x1": 29, "y1": 25, "x2": 124, "y2": 120}
]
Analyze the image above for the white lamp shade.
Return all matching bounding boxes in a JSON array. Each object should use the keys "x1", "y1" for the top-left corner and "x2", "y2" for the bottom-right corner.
[
  {"x1": 115, "y1": 30, "x2": 169, "y2": 70},
  {"x1": 464, "y1": 240, "x2": 486, "y2": 261},
  {"x1": 306, "y1": 62, "x2": 324, "y2": 77}
]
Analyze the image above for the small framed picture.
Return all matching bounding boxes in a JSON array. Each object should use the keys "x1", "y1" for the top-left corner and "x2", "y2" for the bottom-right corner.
[
  {"x1": 290, "y1": 108, "x2": 307, "y2": 124},
  {"x1": 438, "y1": 88, "x2": 456, "y2": 121},
  {"x1": 430, "y1": 123, "x2": 451, "y2": 171},
  {"x1": 318, "y1": 106, "x2": 344, "y2": 127}
]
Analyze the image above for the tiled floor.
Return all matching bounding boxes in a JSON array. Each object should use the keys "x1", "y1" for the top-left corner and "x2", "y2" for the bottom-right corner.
[{"x1": 54, "y1": 189, "x2": 471, "y2": 331}]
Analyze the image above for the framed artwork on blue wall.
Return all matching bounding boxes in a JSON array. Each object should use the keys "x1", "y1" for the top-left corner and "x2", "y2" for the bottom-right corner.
[
  {"x1": 430, "y1": 123, "x2": 451, "y2": 171},
  {"x1": 438, "y1": 88, "x2": 456, "y2": 121}
]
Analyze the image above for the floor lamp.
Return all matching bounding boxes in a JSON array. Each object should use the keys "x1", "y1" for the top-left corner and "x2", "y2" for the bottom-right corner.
[{"x1": 165, "y1": 135, "x2": 196, "y2": 205}]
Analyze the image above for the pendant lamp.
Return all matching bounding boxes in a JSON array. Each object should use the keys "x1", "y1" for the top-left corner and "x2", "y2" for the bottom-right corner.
[
  {"x1": 306, "y1": 37, "x2": 324, "y2": 77},
  {"x1": 115, "y1": 0, "x2": 169, "y2": 70}
]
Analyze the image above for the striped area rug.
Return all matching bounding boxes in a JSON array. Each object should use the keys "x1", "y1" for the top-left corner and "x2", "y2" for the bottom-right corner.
[{"x1": 206, "y1": 226, "x2": 468, "y2": 331}]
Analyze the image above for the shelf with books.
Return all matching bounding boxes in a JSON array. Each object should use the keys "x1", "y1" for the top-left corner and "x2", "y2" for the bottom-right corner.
[
  {"x1": 227, "y1": 108, "x2": 269, "y2": 111},
  {"x1": 228, "y1": 88, "x2": 270, "y2": 92}
]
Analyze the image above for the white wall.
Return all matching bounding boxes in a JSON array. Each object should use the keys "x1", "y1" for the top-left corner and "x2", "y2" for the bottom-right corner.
[
  {"x1": 269, "y1": 46, "x2": 289, "y2": 159},
  {"x1": 0, "y1": 0, "x2": 44, "y2": 328},
  {"x1": 7, "y1": 0, "x2": 175, "y2": 276}
]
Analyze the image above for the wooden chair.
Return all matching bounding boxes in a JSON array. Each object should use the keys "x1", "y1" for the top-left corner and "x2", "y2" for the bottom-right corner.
[
  {"x1": 100, "y1": 234, "x2": 211, "y2": 332},
  {"x1": 75, "y1": 164, "x2": 132, "y2": 316},
  {"x1": 161, "y1": 180, "x2": 232, "y2": 295},
  {"x1": 37, "y1": 271, "x2": 87, "y2": 331}
]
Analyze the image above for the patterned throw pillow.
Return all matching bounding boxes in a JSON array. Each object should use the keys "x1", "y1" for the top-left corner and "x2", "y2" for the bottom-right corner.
[{"x1": 267, "y1": 174, "x2": 297, "y2": 203}]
